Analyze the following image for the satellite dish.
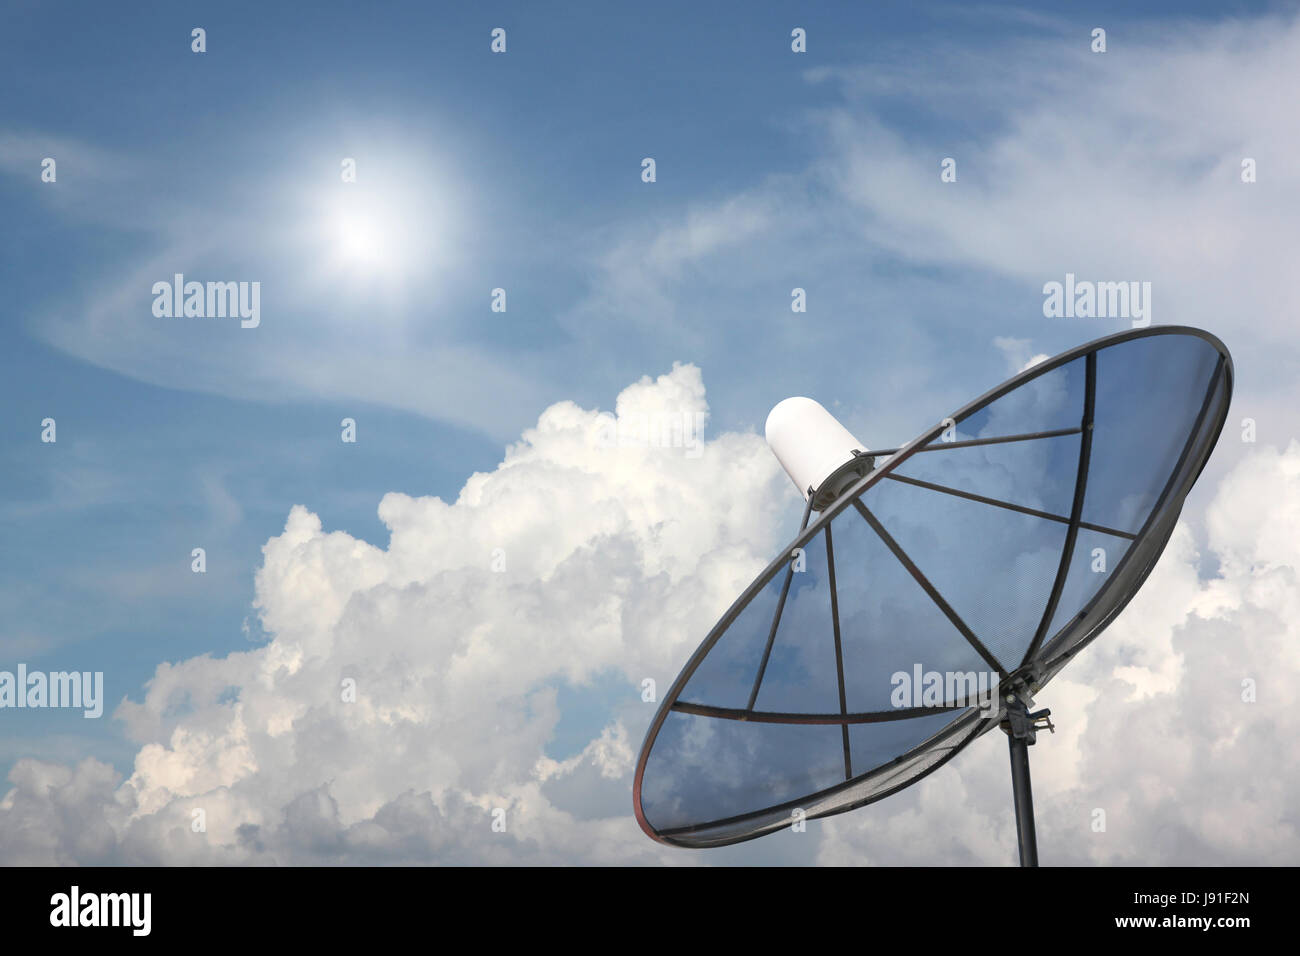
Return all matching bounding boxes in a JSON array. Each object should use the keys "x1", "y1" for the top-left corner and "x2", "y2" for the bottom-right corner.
[{"x1": 633, "y1": 326, "x2": 1232, "y2": 865}]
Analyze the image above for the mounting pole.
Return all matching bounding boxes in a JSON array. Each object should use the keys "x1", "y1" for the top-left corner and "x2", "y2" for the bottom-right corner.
[
  {"x1": 1007, "y1": 729, "x2": 1038, "y2": 867},
  {"x1": 1000, "y1": 694, "x2": 1054, "y2": 867}
]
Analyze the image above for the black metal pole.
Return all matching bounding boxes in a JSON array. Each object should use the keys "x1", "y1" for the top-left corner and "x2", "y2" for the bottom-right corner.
[{"x1": 1007, "y1": 733, "x2": 1038, "y2": 867}]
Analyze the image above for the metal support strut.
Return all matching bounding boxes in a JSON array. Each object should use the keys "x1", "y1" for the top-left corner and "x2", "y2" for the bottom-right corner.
[{"x1": 1000, "y1": 692, "x2": 1055, "y2": 867}]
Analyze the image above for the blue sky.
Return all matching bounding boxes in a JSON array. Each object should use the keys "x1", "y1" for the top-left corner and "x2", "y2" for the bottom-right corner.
[{"x1": 2, "y1": 1, "x2": 1299, "y2": 864}]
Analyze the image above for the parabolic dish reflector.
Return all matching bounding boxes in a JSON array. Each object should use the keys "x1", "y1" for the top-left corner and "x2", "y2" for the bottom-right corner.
[{"x1": 633, "y1": 326, "x2": 1232, "y2": 848}]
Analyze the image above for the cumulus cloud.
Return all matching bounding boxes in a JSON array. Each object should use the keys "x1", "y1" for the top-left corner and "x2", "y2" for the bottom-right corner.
[{"x1": 0, "y1": 363, "x2": 794, "y2": 864}]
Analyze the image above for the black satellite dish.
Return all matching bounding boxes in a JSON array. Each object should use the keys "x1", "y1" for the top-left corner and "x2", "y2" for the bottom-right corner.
[{"x1": 633, "y1": 326, "x2": 1232, "y2": 865}]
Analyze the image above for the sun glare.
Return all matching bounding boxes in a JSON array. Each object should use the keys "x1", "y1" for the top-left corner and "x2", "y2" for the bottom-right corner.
[
  {"x1": 291, "y1": 141, "x2": 458, "y2": 295},
  {"x1": 335, "y1": 210, "x2": 384, "y2": 264},
  {"x1": 314, "y1": 181, "x2": 429, "y2": 282}
]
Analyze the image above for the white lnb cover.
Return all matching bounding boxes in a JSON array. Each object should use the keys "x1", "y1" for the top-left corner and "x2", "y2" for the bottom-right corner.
[{"x1": 765, "y1": 397, "x2": 867, "y2": 502}]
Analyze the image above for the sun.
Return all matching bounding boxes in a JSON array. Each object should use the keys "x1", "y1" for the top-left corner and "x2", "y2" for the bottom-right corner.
[
  {"x1": 334, "y1": 209, "x2": 385, "y2": 265},
  {"x1": 316, "y1": 184, "x2": 425, "y2": 281},
  {"x1": 290, "y1": 141, "x2": 458, "y2": 292}
]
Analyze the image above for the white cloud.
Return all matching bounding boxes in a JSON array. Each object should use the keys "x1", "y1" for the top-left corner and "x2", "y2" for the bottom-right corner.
[
  {"x1": 11, "y1": 129, "x2": 547, "y2": 441},
  {"x1": 0, "y1": 363, "x2": 791, "y2": 864},
  {"x1": 812, "y1": 14, "x2": 1300, "y2": 400}
]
